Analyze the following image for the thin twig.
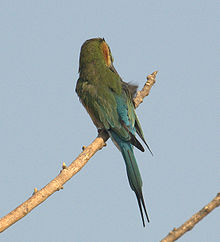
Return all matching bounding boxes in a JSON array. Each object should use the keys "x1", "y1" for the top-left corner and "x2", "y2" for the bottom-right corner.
[
  {"x1": 161, "y1": 193, "x2": 220, "y2": 242},
  {"x1": 0, "y1": 71, "x2": 157, "y2": 233},
  {"x1": 134, "y1": 71, "x2": 158, "y2": 108}
]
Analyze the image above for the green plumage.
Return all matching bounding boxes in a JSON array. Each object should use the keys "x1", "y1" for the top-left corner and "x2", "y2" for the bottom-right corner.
[{"x1": 76, "y1": 38, "x2": 151, "y2": 226}]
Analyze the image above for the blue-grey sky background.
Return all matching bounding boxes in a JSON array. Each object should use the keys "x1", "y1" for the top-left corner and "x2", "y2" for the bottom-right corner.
[{"x1": 0, "y1": 1, "x2": 219, "y2": 241}]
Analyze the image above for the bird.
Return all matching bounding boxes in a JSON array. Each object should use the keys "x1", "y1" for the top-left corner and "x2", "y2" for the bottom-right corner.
[{"x1": 76, "y1": 38, "x2": 152, "y2": 226}]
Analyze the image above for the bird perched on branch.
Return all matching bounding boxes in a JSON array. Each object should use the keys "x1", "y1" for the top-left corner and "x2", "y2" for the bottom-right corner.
[{"x1": 76, "y1": 38, "x2": 152, "y2": 226}]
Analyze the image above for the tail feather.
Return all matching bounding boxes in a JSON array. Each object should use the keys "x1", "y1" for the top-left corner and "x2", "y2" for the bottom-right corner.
[
  {"x1": 136, "y1": 193, "x2": 145, "y2": 227},
  {"x1": 136, "y1": 192, "x2": 150, "y2": 227},
  {"x1": 123, "y1": 146, "x2": 150, "y2": 226},
  {"x1": 111, "y1": 132, "x2": 149, "y2": 226}
]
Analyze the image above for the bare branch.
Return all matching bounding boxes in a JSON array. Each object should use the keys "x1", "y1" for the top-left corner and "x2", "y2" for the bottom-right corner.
[
  {"x1": 134, "y1": 71, "x2": 158, "y2": 108},
  {"x1": 0, "y1": 71, "x2": 157, "y2": 233},
  {"x1": 161, "y1": 193, "x2": 220, "y2": 242}
]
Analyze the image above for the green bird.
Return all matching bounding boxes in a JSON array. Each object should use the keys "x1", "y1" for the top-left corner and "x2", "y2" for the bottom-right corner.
[{"x1": 76, "y1": 38, "x2": 152, "y2": 226}]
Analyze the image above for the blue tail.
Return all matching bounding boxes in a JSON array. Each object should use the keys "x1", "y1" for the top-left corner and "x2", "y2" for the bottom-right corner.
[{"x1": 110, "y1": 132, "x2": 150, "y2": 226}]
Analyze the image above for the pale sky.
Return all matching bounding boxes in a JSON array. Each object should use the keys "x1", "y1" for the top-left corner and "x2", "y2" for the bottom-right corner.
[{"x1": 0, "y1": 1, "x2": 219, "y2": 241}]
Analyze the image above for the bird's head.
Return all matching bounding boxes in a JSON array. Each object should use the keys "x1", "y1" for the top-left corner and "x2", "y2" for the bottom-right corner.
[{"x1": 79, "y1": 38, "x2": 115, "y2": 73}]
